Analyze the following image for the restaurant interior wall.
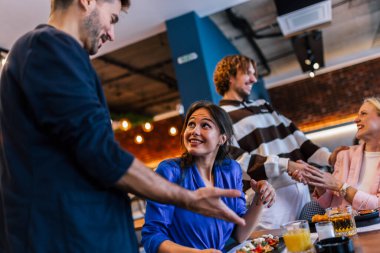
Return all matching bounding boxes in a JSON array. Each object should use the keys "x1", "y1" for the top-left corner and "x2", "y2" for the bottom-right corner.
[
  {"x1": 166, "y1": 11, "x2": 238, "y2": 112},
  {"x1": 114, "y1": 57, "x2": 380, "y2": 168},
  {"x1": 114, "y1": 115, "x2": 183, "y2": 169},
  {"x1": 269, "y1": 56, "x2": 380, "y2": 131}
]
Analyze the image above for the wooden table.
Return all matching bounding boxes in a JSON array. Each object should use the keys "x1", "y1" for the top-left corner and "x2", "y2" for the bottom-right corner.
[{"x1": 352, "y1": 229, "x2": 380, "y2": 253}]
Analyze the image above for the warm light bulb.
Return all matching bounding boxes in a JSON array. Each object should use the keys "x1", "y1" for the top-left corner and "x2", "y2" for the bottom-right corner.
[
  {"x1": 313, "y1": 62, "x2": 320, "y2": 70},
  {"x1": 169, "y1": 126, "x2": 178, "y2": 136},
  {"x1": 121, "y1": 120, "x2": 130, "y2": 131},
  {"x1": 309, "y1": 71, "x2": 315, "y2": 78},
  {"x1": 305, "y1": 59, "x2": 311, "y2": 65},
  {"x1": 135, "y1": 135, "x2": 144, "y2": 144},
  {"x1": 142, "y1": 122, "x2": 153, "y2": 132}
]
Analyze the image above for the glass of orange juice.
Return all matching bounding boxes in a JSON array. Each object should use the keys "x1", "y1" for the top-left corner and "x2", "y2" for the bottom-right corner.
[{"x1": 282, "y1": 220, "x2": 314, "y2": 253}]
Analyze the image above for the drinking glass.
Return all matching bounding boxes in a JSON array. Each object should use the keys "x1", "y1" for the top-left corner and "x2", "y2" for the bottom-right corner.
[
  {"x1": 315, "y1": 221, "x2": 335, "y2": 240},
  {"x1": 326, "y1": 205, "x2": 357, "y2": 237},
  {"x1": 282, "y1": 220, "x2": 314, "y2": 253}
]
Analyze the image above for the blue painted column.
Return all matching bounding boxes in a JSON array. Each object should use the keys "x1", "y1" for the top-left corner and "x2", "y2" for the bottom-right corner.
[{"x1": 166, "y1": 12, "x2": 238, "y2": 112}]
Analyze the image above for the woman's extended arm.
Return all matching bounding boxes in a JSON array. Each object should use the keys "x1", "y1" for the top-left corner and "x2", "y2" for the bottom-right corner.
[
  {"x1": 233, "y1": 180, "x2": 275, "y2": 243},
  {"x1": 304, "y1": 166, "x2": 380, "y2": 210}
]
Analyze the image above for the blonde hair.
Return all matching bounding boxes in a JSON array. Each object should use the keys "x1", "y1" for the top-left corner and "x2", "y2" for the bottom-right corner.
[{"x1": 364, "y1": 97, "x2": 380, "y2": 115}]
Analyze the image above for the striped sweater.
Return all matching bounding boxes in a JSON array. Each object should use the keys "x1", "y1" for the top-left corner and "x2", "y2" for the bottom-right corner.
[{"x1": 220, "y1": 99, "x2": 331, "y2": 189}]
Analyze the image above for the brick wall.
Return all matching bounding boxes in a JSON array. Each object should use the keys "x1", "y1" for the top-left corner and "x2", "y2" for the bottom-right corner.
[
  {"x1": 115, "y1": 57, "x2": 380, "y2": 166},
  {"x1": 269, "y1": 57, "x2": 380, "y2": 131}
]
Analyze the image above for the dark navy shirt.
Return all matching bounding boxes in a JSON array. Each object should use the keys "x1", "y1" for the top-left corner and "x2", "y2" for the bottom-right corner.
[
  {"x1": 142, "y1": 158, "x2": 246, "y2": 253},
  {"x1": 0, "y1": 25, "x2": 136, "y2": 253}
]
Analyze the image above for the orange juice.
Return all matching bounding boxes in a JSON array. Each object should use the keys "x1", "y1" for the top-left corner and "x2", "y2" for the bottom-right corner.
[{"x1": 283, "y1": 228, "x2": 312, "y2": 252}]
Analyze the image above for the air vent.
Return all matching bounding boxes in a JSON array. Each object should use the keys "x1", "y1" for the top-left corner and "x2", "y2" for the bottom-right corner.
[{"x1": 277, "y1": 0, "x2": 332, "y2": 37}]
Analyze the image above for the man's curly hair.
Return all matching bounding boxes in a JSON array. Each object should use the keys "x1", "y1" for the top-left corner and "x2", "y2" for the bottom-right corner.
[{"x1": 213, "y1": 55, "x2": 256, "y2": 96}]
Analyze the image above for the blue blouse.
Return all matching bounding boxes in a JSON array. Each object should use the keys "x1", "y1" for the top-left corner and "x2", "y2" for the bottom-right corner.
[{"x1": 142, "y1": 158, "x2": 246, "y2": 253}]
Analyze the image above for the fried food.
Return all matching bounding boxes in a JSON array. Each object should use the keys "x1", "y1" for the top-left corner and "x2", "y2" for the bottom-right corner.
[
  {"x1": 358, "y1": 209, "x2": 375, "y2": 215},
  {"x1": 311, "y1": 213, "x2": 328, "y2": 223}
]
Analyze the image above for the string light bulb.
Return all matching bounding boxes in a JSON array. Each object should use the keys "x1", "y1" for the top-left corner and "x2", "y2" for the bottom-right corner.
[
  {"x1": 134, "y1": 135, "x2": 144, "y2": 144},
  {"x1": 169, "y1": 126, "x2": 178, "y2": 136},
  {"x1": 142, "y1": 122, "x2": 153, "y2": 132},
  {"x1": 120, "y1": 119, "x2": 131, "y2": 131}
]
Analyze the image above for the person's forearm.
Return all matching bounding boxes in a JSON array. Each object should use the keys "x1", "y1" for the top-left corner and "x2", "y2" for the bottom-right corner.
[
  {"x1": 115, "y1": 158, "x2": 192, "y2": 208},
  {"x1": 115, "y1": 158, "x2": 246, "y2": 226},
  {"x1": 228, "y1": 146, "x2": 268, "y2": 181},
  {"x1": 262, "y1": 156, "x2": 288, "y2": 179},
  {"x1": 158, "y1": 240, "x2": 200, "y2": 253},
  {"x1": 307, "y1": 147, "x2": 331, "y2": 166},
  {"x1": 343, "y1": 186, "x2": 357, "y2": 204},
  {"x1": 233, "y1": 195, "x2": 264, "y2": 243}
]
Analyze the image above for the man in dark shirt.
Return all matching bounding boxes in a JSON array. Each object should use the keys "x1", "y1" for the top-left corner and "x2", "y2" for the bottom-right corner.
[{"x1": 0, "y1": 1, "x2": 244, "y2": 252}]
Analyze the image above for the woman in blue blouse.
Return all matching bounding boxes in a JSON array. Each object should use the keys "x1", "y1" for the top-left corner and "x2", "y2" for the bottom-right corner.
[{"x1": 142, "y1": 101, "x2": 275, "y2": 253}]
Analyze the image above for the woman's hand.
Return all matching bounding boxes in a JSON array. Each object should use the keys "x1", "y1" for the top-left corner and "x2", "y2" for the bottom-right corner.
[
  {"x1": 233, "y1": 179, "x2": 275, "y2": 242},
  {"x1": 303, "y1": 166, "x2": 343, "y2": 192},
  {"x1": 250, "y1": 179, "x2": 275, "y2": 208}
]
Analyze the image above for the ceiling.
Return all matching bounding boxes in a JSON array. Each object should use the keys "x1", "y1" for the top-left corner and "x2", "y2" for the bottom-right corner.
[
  {"x1": 1, "y1": 0, "x2": 380, "y2": 120},
  {"x1": 215, "y1": 0, "x2": 380, "y2": 86}
]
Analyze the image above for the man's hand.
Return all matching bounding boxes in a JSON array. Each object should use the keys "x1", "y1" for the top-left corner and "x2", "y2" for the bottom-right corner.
[
  {"x1": 329, "y1": 146, "x2": 349, "y2": 167},
  {"x1": 250, "y1": 179, "x2": 275, "y2": 208},
  {"x1": 287, "y1": 160, "x2": 311, "y2": 184},
  {"x1": 188, "y1": 187, "x2": 246, "y2": 226}
]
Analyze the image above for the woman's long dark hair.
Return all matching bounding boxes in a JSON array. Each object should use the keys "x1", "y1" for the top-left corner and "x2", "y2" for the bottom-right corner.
[{"x1": 180, "y1": 101, "x2": 234, "y2": 169}]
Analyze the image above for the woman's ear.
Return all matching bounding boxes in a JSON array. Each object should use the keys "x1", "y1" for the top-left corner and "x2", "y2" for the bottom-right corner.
[{"x1": 219, "y1": 134, "x2": 227, "y2": 145}]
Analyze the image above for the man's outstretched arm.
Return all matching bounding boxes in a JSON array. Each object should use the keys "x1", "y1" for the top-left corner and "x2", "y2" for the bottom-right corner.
[{"x1": 115, "y1": 158, "x2": 246, "y2": 226}]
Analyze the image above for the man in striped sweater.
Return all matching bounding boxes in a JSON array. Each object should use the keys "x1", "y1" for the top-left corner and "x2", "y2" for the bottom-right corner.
[{"x1": 214, "y1": 55, "x2": 337, "y2": 229}]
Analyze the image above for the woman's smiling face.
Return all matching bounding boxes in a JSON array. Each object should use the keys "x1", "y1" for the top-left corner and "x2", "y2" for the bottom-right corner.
[
  {"x1": 183, "y1": 108, "x2": 226, "y2": 160},
  {"x1": 355, "y1": 101, "x2": 380, "y2": 141}
]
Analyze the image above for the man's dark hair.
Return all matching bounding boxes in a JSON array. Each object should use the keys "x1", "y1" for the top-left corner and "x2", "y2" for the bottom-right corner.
[
  {"x1": 51, "y1": 0, "x2": 130, "y2": 11},
  {"x1": 180, "y1": 100, "x2": 234, "y2": 169}
]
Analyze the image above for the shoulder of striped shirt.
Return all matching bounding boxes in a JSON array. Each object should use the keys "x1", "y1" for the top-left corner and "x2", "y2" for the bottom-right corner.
[{"x1": 221, "y1": 99, "x2": 267, "y2": 112}]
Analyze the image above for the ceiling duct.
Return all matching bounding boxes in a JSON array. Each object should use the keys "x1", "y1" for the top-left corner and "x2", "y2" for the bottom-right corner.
[{"x1": 275, "y1": 0, "x2": 332, "y2": 37}]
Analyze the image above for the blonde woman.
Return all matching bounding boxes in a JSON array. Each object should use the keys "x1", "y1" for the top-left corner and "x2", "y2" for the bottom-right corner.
[{"x1": 306, "y1": 97, "x2": 380, "y2": 210}]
